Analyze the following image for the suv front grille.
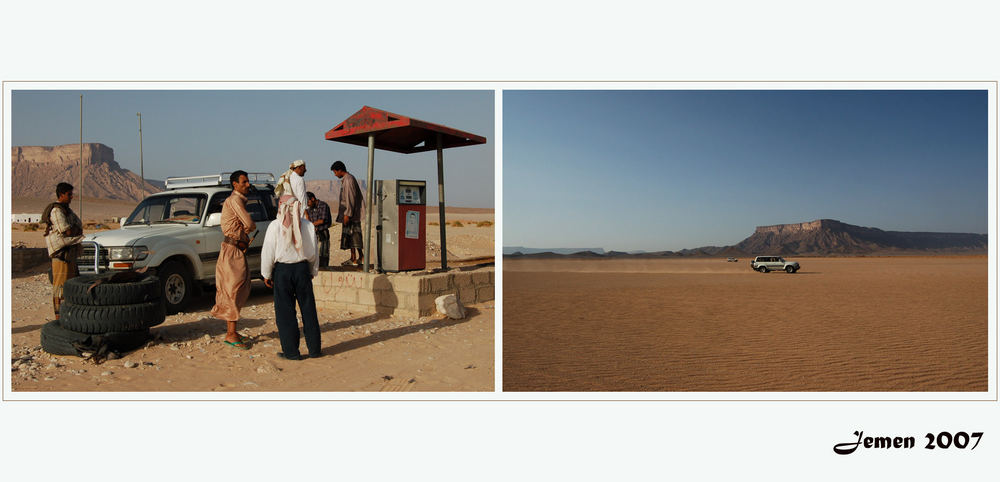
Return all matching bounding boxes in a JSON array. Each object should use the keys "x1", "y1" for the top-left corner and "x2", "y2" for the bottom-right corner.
[{"x1": 79, "y1": 245, "x2": 108, "y2": 272}]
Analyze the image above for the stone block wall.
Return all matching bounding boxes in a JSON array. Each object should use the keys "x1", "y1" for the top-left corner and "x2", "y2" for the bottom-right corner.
[
  {"x1": 312, "y1": 266, "x2": 495, "y2": 318},
  {"x1": 11, "y1": 248, "x2": 49, "y2": 272}
]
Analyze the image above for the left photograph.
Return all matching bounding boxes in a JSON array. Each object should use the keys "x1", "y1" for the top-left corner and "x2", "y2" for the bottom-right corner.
[{"x1": 7, "y1": 88, "x2": 495, "y2": 392}]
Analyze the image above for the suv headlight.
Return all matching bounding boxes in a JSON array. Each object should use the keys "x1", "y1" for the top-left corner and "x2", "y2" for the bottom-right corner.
[{"x1": 108, "y1": 246, "x2": 149, "y2": 261}]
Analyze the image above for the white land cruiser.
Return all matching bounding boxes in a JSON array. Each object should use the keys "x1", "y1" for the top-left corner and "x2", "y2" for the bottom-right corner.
[
  {"x1": 79, "y1": 173, "x2": 277, "y2": 313},
  {"x1": 750, "y1": 255, "x2": 800, "y2": 273}
]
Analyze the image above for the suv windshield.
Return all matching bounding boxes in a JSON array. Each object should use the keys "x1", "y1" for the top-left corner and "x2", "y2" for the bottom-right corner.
[{"x1": 125, "y1": 194, "x2": 207, "y2": 226}]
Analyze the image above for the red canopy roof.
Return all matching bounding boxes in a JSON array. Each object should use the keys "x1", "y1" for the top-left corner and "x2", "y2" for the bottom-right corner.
[{"x1": 325, "y1": 106, "x2": 487, "y2": 154}]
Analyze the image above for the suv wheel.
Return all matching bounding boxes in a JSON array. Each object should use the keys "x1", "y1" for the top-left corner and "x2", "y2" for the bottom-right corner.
[
  {"x1": 785, "y1": 266, "x2": 795, "y2": 273},
  {"x1": 759, "y1": 266, "x2": 769, "y2": 273},
  {"x1": 158, "y1": 261, "x2": 193, "y2": 314}
]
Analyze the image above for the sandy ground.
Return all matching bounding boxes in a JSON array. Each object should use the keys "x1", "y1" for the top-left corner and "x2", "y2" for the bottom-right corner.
[
  {"x1": 503, "y1": 256, "x2": 987, "y2": 392},
  {"x1": 10, "y1": 274, "x2": 494, "y2": 392},
  {"x1": 8, "y1": 207, "x2": 494, "y2": 392}
]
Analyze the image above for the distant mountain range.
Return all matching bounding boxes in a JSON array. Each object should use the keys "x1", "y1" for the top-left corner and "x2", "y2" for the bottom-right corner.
[
  {"x1": 12, "y1": 144, "x2": 162, "y2": 201},
  {"x1": 503, "y1": 246, "x2": 606, "y2": 255},
  {"x1": 505, "y1": 219, "x2": 987, "y2": 258},
  {"x1": 12, "y1": 143, "x2": 349, "y2": 203}
]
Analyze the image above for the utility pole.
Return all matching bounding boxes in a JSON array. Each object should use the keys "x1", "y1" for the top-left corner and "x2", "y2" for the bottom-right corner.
[
  {"x1": 79, "y1": 95, "x2": 83, "y2": 221},
  {"x1": 137, "y1": 112, "x2": 144, "y2": 199}
]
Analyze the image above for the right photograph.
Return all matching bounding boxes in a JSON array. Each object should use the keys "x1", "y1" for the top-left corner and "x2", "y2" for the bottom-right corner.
[{"x1": 501, "y1": 89, "x2": 988, "y2": 392}]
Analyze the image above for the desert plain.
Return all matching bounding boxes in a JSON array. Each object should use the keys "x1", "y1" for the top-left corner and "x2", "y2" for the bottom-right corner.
[
  {"x1": 8, "y1": 199, "x2": 495, "y2": 393},
  {"x1": 503, "y1": 256, "x2": 986, "y2": 392}
]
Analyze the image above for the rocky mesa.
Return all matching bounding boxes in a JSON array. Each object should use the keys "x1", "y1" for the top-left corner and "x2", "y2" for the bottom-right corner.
[
  {"x1": 736, "y1": 219, "x2": 987, "y2": 255},
  {"x1": 12, "y1": 143, "x2": 160, "y2": 201}
]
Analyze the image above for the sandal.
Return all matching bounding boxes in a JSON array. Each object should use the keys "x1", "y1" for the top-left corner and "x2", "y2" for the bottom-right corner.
[{"x1": 224, "y1": 339, "x2": 251, "y2": 350}]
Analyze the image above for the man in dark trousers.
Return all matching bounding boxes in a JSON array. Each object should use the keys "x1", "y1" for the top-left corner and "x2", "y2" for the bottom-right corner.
[
  {"x1": 305, "y1": 191, "x2": 332, "y2": 268},
  {"x1": 43, "y1": 182, "x2": 84, "y2": 320},
  {"x1": 261, "y1": 200, "x2": 321, "y2": 361}
]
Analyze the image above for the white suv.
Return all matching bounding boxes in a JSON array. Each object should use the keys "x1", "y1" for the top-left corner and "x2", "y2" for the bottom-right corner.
[
  {"x1": 750, "y1": 255, "x2": 800, "y2": 273},
  {"x1": 79, "y1": 173, "x2": 277, "y2": 313}
]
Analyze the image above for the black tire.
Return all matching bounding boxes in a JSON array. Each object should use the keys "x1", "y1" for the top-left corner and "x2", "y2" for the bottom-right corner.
[
  {"x1": 785, "y1": 266, "x2": 795, "y2": 273},
  {"x1": 40, "y1": 320, "x2": 150, "y2": 356},
  {"x1": 63, "y1": 273, "x2": 161, "y2": 306},
  {"x1": 59, "y1": 300, "x2": 166, "y2": 334},
  {"x1": 157, "y1": 261, "x2": 193, "y2": 314},
  {"x1": 759, "y1": 266, "x2": 769, "y2": 273}
]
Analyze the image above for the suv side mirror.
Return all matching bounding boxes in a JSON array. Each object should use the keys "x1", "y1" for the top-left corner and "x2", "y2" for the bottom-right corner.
[{"x1": 205, "y1": 212, "x2": 222, "y2": 227}]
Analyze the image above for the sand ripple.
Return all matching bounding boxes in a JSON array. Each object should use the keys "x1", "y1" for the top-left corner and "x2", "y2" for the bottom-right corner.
[{"x1": 502, "y1": 257, "x2": 986, "y2": 391}]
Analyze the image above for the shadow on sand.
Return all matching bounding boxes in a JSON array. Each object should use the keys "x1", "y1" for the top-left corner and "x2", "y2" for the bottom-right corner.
[
  {"x1": 158, "y1": 307, "x2": 479, "y2": 357},
  {"x1": 319, "y1": 308, "x2": 479, "y2": 357},
  {"x1": 12, "y1": 320, "x2": 50, "y2": 335}
]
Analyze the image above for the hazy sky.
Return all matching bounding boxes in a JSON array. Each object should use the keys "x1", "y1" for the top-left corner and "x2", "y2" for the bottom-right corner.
[
  {"x1": 503, "y1": 90, "x2": 988, "y2": 252},
  {"x1": 12, "y1": 89, "x2": 494, "y2": 207}
]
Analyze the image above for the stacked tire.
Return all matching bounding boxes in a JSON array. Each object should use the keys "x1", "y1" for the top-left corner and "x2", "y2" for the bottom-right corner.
[{"x1": 41, "y1": 273, "x2": 165, "y2": 357}]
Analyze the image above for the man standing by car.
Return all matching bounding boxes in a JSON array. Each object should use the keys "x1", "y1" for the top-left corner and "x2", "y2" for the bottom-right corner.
[
  {"x1": 262, "y1": 194, "x2": 321, "y2": 361},
  {"x1": 43, "y1": 182, "x2": 84, "y2": 320},
  {"x1": 330, "y1": 160, "x2": 364, "y2": 266},
  {"x1": 210, "y1": 170, "x2": 257, "y2": 349},
  {"x1": 306, "y1": 191, "x2": 332, "y2": 268}
]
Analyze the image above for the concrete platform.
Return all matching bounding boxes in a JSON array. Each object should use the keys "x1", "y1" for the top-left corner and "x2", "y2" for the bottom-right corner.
[{"x1": 312, "y1": 264, "x2": 494, "y2": 318}]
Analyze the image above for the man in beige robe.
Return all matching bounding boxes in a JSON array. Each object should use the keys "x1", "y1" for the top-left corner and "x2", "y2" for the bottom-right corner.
[{"x1": 210, "y1": 171, "x2": 257, "y2": 349}]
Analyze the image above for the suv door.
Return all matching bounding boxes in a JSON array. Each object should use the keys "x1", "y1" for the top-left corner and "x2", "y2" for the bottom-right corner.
[
  {"x1": 243, "y1": 192, "x2": 274, "y2": 276},
  {"x1": 200, "y1": 192, "x2": 230, "y2": 279},
  {"x1": 201, "y1": 189, "x2": 275, "y2": 279}
]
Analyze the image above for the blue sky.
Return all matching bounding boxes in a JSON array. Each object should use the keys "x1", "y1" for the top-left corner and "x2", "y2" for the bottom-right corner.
[
  {"x1": 12, "y1": 90, "x2": 494, "y2": 207},
  {"x1": 503, "y1": 90, "x2": 988, "y2": 252}
]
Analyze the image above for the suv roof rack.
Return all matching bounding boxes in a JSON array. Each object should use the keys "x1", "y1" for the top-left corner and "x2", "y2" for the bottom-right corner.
[{"x1": 165, "y1": 172, "x2": 275, "y2": 190}]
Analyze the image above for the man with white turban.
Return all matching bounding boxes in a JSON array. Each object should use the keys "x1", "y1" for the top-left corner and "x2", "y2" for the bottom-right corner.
[{"x1": 273, "y1": 160, "x2": 310, "y2": 257}]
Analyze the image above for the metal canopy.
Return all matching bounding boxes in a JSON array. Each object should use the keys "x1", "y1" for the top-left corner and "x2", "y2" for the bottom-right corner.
[
  {"x1": 325, "y1": 106, "x2": 486, "y2": 153},
  {"x1": 325, "y1": 106, "x2": 487, "y2": 273}
]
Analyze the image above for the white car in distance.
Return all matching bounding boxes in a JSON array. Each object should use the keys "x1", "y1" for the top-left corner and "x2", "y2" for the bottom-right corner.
[{"x1": 750, "y1": 255, "x2": 800, "y2": 273}]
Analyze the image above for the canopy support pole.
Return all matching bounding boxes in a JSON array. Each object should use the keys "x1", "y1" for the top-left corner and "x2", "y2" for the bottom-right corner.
[
  {"x1": 363, "y1": 133, "x2": 375, "y2": 273},
  {"x1": 436, "y1": 133, "x2": 447, "y2": 270}
]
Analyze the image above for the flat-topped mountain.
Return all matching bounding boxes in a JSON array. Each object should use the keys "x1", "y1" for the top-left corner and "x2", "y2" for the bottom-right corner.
[
  {"x1": 505, "y1": 219, "x2": 986, "y2": 258},
  {"x1": 737, "y1": 219, "x2": 986, "y2": 255},
  {"x1": 12, "y1": 144, "x2": 161, "y2": 201}
]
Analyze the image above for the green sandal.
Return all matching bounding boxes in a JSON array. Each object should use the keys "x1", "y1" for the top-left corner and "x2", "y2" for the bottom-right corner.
[{"x1": 225, "y1": 339, "x2": 250, "y2": 350}]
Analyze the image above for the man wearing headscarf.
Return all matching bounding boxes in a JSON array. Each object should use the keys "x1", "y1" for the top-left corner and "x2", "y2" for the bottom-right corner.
[
  {"x1": 261, "y1": 194, "x2": 321, "y2": 361},
  {"x1": 275, "y1": 160, "x2": 308, "y2": 213},
  {"x1": 210, "y1": 170, "x2": 257, "y2": 349},
  {"x1": 273, "y1": 160, "x2": 310, "y2": 258}
]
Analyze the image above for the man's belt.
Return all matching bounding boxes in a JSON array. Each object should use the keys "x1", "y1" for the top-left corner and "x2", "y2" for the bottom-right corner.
[{"x1": 223, "y1": 236, "x2": 249, "y2": 251}]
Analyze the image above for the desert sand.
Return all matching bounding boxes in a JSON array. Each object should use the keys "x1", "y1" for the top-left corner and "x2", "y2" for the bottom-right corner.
[
  {"x1": 503, "y1": 256, "x2": 986, "y2": 392},
  {"x1": 8, "y1": 206, "x2": 494, "y2": 392}
]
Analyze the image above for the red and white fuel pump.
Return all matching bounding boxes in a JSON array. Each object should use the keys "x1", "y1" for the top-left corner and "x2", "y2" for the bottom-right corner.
[{"x1": 376, "y1": 179, "x2": 426, "y2": 271}]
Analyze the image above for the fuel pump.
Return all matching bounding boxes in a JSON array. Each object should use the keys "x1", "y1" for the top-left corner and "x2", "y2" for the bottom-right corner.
[{"x1": 376, "y1": 179, "x2": 427, "y2": 271}]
